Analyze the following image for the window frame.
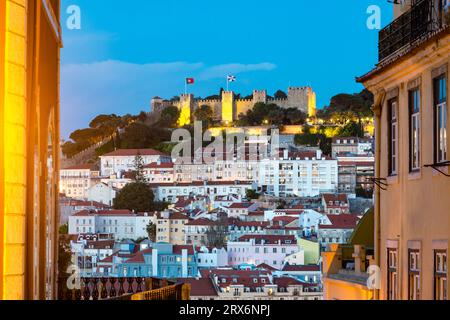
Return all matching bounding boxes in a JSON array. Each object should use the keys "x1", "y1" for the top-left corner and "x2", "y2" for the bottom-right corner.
[
  {"x1": 433, "y1": 75, "x2": 447, "y2": 164},
  {"x1": 408, "y1": 88, "x2": 421, "y2": 172},
  {"x1": 434, "y1": 249, "x2": 447, "y2": 300},
  {"x1": 387, "y1": 248, "x2": 398, "y2": 300},
  {"x1": 408, "y1": 249, "x2": 421, "y2": 300},
  {"x1": 387, "y1": 98, "x2": 399, "y2": 176}
]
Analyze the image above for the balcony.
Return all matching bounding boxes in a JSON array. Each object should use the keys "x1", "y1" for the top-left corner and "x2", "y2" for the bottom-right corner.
[
  {"x1": 379, "y1": 0, "x2": 447, "y2": 61},
  {"x1": 57, "y1": 277, "x2": 190, "y2": 300}
]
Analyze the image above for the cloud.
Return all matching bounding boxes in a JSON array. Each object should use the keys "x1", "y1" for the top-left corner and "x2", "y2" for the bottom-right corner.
[{"x1": 61, "y1": 60, "x2": 276, "y2": 138}]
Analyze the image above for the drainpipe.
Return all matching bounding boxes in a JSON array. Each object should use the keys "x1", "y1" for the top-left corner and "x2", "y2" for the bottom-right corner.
[{"x1": 373, "y1": 91, "x2": 385, "y2": 300}]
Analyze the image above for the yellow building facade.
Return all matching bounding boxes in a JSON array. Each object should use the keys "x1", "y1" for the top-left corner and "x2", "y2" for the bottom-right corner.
[
  {"x1": 0, "y1": 0, "x2": 61, "y2": 299},
  {"x1": 358, "y1": 0, "x2": 449, "y2": 300}
]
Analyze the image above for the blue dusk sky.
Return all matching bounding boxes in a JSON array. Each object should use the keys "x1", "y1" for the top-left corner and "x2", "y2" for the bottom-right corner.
[{"x1": 60, "y1": 0, "x2": 392, "y2": 139}]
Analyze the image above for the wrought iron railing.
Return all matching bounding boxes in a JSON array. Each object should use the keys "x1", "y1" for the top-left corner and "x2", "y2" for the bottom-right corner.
[
  {"x1": 57, "y1": 277, "x2": 180, "y2": 300},
  {"x1": 379, "y1": 0, "x2": 442, "y2": 61}
]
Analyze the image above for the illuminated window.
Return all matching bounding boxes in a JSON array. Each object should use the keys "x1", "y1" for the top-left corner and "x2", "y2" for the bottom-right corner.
[
  {"x1": 434, "y1": 250, "x2": 447, "y2": 300},
  {"x1": 387, "y1": 248, "x2": 398, "y2": 300},
  {"x1": 409, "y1": 88, "x2": 421, "y2": 171},
  {"x1": 388, "y1": 98, "x2": 398, "y2": 175},
  {"x1": 434, "y1": 75, "x2": 447, "y2": 163},
  {"x1": 408, "y1": 249, "x2": 421, "y2": 300}
]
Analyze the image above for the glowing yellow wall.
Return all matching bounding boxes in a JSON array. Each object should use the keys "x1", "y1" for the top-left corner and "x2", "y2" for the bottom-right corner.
[
  {"x1": 308, "y1": 90, "x2": 316, "y2": 117},
  {"x1": 323, "y1": 278, "x2": 374, "y2": 300},
  {"x1": 177, "y1": 94, "x2": 193, "y2": 126},
  {"x1": 1, "y1": 0, "x2": 28, "y2": 300},
  {"x1": 221, "y1": 91, "x2": 234, "y2": 123}
]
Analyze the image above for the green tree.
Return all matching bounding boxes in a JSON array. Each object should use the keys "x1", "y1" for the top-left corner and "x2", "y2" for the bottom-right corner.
[
  {"x1": 246, "y1": 189, "x2": 260, "y2": 200},
  {"x1": 194, "y1": 105, "x2": 214, "y2": 126},
  {"x1": 133, "y1": 153, "x2": 147, "y2": 183},
  {"x1": 59, "y1": 224, "x2": 68, "y2": 235},
  {"x1": 285, "y1": 108, "x2": 307, "y2": 125},
  {"x1": 146, "y1": 222, "x2": 156, "y2": 242},
  {"x1": 338, "y1": 120, "x2": 364, "y2": 138},
  {"x1": 205, "y1": 216, "x2": 228, "y2": 248},
  {"x1": 113, "y1": 182, "x2": 156, "y2": 212},
  {"x1": 159, "y1": 106, "x2": 180, "y2": 128}
]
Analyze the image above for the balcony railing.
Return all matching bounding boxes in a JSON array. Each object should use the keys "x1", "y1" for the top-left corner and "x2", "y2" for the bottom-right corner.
[
  {"x1": 57, "y1": 277, "x2": 188, "y2": 300},
  {"x1": 379, "y1": 0, "x2": 443, "y2": 61}
]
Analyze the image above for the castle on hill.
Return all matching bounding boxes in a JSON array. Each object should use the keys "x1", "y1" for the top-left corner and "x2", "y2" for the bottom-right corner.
[{"x1": 151, "y1": 86, "x2": 317, "y2": 126}]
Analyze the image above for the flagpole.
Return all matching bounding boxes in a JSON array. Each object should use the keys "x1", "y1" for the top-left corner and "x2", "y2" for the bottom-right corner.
[
  {"x1": 226, "y1": 76, "x2": 228, "y2": 92},
  {"x1": 185, "y1": 79, "x2": 187, "y2": 95}
]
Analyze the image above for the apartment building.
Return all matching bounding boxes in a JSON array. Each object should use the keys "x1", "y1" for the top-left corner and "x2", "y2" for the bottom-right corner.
[
  {"x1": 59, "y1": 164, "x2": 99, "y2": 199},
  {"x1": 321, "y1": 194, "x2": 350, "y2": 214},
  {"x1": 144, "y1": 161, "x2": 174, "y2": 183},
  {"x1": 68, "y1": 210, "x2": 156, "y2": 240},
  {"x1": 184, "y1": 218, "x2": 215, "y2": 246},
  {"x1": 357, "y1": 0, "x2": 449, "y2": 300},
  {"x1": 193, "y1": 269, "x2": 322, "y2": 300},
  {"x1": 0, "y1": 0, "x2": 61, "y2": 299},
  {"x1": 331, "y1": 137, "x2": 373, "y2": 158},
  {"x1": 337, "y1": 155, "x2": 375, "y2": 194},
  {"x1": 227, "y1": 235, "x2": 300, "y2": 268},
  {"x1": 155, "y1": 211, "x2": 190, "y2": 245},
  {"x1": 150, "y1": 181, "x2": 254, "y2": 203},
  {"x1": 318, "y1": 214, "x2": 361, "y2": 251},
  {"x1": 100, "y1": 148, "x2": 171, "y2": 177},
  {"x1": 115, "y1": 243, "x2": 198, "y2": 278},
  {"x1": 258, "y1": 150, "x2": 338, "y2": 197}
]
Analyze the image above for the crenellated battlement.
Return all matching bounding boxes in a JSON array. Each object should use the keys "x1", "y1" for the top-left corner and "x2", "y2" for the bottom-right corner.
[{"x1": 155, "y1": 85, "x2": 316, "y2": 125}]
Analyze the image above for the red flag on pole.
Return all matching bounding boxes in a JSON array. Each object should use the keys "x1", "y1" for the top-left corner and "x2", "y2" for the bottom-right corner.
[{"x1": 186, "y1": 78, "x2": 195, "y2": 84}]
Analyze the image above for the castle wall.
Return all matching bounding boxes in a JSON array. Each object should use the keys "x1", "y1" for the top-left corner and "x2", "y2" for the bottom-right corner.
[
  {"x1": 177, "y1": 94, "x2": 194, "y2": 126},
  {"x1": 173, "y1": 86, "x2": 317, "y2": 124}
]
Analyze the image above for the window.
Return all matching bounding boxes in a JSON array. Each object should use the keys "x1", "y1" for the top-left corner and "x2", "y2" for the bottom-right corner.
[
  {"x1": 408, "y1": 250, "x2": 421, "y2": 300},
  {"x1": 434, "y1": 250, "x2": 447, "y2": 300},
  {"x1": 387, "y1": 248, "x2": 398, "y2": 300},
  {"x1": 409, "y1": 88, "x2": 421, "y2": 171},
  {"x1": 388, "y1": 99, "x2": 398, "y2": 175},
  {"x1": 434, "y1": 75, "x2": 447, "y2": 163}
]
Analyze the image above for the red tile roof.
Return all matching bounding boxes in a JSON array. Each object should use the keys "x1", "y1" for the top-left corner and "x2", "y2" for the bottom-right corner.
[
  {"x1": 123, "y1": 248, "x2": 152, "y2": 264},
  {"x1": 228, "y1": 202, "x2": 254, "y2": 209},
  {"x1": 177, "y1": 278, "x2": 218, "y2": 297},
  {"x1": 71, "y1": 209, "x2": 134, "y2": 217},
  {"x1": 173, "y1": 245, "x2": 195, "y2": 255},
  {"x1": 147, "y1": 181, "x2": 253, "y2": 188},
  {"x1": 281, "y1": 264, "x2": 320, "y2": 272},
  {"x1": 202, "y1": 269, "x2": 272, "y2": 289},
  {"x1": 85, "y1": 240, "x2": 115, "y2": 250},
  {"x1": 322, "y1": 193, "x2": 348, "y2": 204},
  {"x1": 273, "y1": 276, "x2": 305, "y2": 288},
  {"x1": 319, "y1": 214, "x2": 360, "y2": 230},
  {"x1": 185, "y1": 218, "x2": 215, "y2": 226},
  {"x1": 101, "y1": 148, "x2": 167, "y2": 157},
  {"x1": 144, "y1": 162, "x2": 174, "y2": 169}
]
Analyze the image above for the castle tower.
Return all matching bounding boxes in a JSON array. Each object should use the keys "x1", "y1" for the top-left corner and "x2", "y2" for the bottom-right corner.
[
  {"x1": 221, "y1": 91, "x2": 236, "y2": 123},
  {"x1": 177, "y1": 94, "x2": 194, "y2": 126},
  {"x1": 287, "y1": 86, "x2": 316, "y2": 116},
  {"x1": 252, "y1": 90, "x2": 267, "y2": 104},
  {"x1": 307, "y1": 90, "x2": 317, "y2": 117}
]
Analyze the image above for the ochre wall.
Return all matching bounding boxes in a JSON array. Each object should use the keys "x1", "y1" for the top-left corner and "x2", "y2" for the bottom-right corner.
[{"x1": 1, "y1": 0, "x2": 29, "y2": 300}]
